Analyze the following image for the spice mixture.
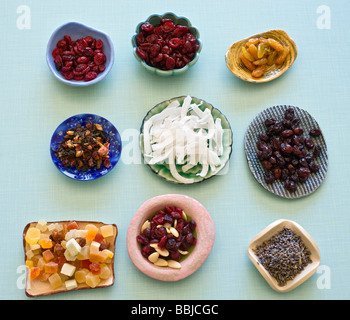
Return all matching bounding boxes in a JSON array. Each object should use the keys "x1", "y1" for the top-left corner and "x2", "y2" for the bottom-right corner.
[{"x1": 254, "y1": 227, "x2": 312, "y2": 286}]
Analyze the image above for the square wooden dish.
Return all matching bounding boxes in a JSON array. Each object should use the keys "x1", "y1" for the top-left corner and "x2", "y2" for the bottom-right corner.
[
  {"x1": 247, "y1": 219, "x2": 320, "y2": 292},
  {"x1": 23, "y1": 220, "x2": 118, "y2": 297}
]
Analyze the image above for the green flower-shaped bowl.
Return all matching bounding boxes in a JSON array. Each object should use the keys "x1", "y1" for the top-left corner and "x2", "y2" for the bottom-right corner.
[{"x1": 131, "y1": 12, "x2": 202, "y2": 76}]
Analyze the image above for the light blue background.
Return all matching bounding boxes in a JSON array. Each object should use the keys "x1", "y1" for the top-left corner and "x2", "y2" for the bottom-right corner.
[{"x1": 1, "y1": 0, "x2": 349, "y2": 300}]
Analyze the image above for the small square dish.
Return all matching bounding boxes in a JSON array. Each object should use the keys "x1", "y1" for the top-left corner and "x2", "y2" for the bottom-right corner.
[{"x1": 247, "y1": 219, "x2": 321, "y2": 292}]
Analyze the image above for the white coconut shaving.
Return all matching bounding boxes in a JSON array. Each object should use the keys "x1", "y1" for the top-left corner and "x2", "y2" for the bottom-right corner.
[{"x1": 142, "y1": 96, "x2": 224, "y2": 184}]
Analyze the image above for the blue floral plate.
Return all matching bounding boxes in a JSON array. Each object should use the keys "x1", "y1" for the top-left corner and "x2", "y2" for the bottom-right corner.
[{"x1": 50, "y1": 114, "x2": 122, "y2": 181}]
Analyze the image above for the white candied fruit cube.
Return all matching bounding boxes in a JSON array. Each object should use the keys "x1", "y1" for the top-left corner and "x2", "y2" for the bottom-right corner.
[
  {"x1": 30, "y1": 244, "x2": 41, "y2": 251},
  {"x1": 64, "y1": 249, "x2": 77, "y2": 261},
  {"x1": 66, "y1": 238, "x2": 81, "y2": 256},
  {"x1": 90, "y1": 241, "x2": 101, "y2": 250},
  {"x1": 60, "y1": 263, "x2": 76, "y2": 277},
  {"x1": 100, "y1": 225, "x2": 114, "y2": 238},
  {"x1": 102, "y1": 249, "x2": 114, "y2": 259},
  {"x1": 75, "y1": 229, "x2": 88, "y2": 238},
  {"x1": 65, "y1": 230, "x2": 77, "y2": 241},
  {"x1": 36, "y1": 219, "x2": 47, "y2": 232},
  {"x1": 65, "y1": 279, "x2": 78, "y2": 290},
  {"x1": 26, "y1": 250, "x2": 34, "y2": 260}
]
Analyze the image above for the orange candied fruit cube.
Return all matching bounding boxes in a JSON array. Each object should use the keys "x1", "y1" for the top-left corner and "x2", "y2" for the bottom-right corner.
[
  {"x1": 85, "y1": 224, "x2": 99, "y2": 241},
  {"x1": 42, "y1": 249, "x2": 55, "y2": 262},
  {"x1": 30, "y1": 267, "x2": 40, "y2": 280},
  {"x1": 44, "y1": 261, "x2": 58, "y2": 274},
  {"x1": 39, "y1": 238, "x2": 53, "y2": 249}
]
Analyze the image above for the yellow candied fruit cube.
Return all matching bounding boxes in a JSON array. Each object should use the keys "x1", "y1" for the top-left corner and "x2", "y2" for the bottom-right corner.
[
  {"x1": 48, "y1": 273, "x2": 63, "y2": 289},
  {"x1": 99, "y1": 264, "x2": 112, "y2": 280},
  {"x1": 85, "y1": 272, "x2": 101, "y2": 288},
  {"x1": 102, "y1": 249, "x2": 114, "y2": 259},
  {"x1": 25, "y1": 227, "x2": 41, "y2": 245},
  {"x1": 25, "y1": 260, "x2": 34, "y2": 268},
  {"x1": 75, "y1": 269, "x2": 89, "y2": 284},
  {"x1": 77, "y1": 245, "x2": 90, "y2": 260},
  {"x1": 100, "y1": 225, "x2": 114, "y2": 238}
]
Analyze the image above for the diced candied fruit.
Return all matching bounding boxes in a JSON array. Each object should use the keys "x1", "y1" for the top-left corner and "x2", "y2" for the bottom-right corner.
[
  {"x1": 48, "y1": 273, "x2": 63, "y2": 289},
  {"x1": 36, "y1": 219, "x2": 47, "y2": 232},
  {"x1": 44, "y1": 262, "x2": 58, "y2": 274},
  {"x1": 25, "y1": 227, "x2": 41, "y2": 245},
  {"x1": 30, "y1": 267, "x2": 40, "y2": 280},
  {"x1": 60, "y1": 262, "x2": 76, "y2": 277},
  {"x1": 67, "y1": 221, "x2": 79, "y2": 230},
  {"x1": 85, "y1": 224, "x2": 99, "y2": 241},
  {"x1": 25, "y1": 260, "x2": 34, "y2": 268},
  {"x1": 37, "y1": 257, "x2": 46, "y2": 270},
  {"x1": 94, "y1": 232, "x2": 104, "y2": 243},
  {"x1": 42, "y1": 249, "x2": 55, "y2": 262},
  {"x1": 77, "y1": 245, "x2": 90, "y2": 260},
  {"x1": 39, "y1": 238, "x2": 53, "y2": 249},
  {"x1": 89, "y1": 262, "x2": 101, "y2": 275},
  {"x1": 85, "y1": 272, "x2": 101, "y2": 288},
  {"x1": 89, "y1": 245, "x2": 108, "y2": 263},
  {"x1": 75, "y1": 269, "x2": 89, "y2": 283},
  {"x1": 65, "y1": 279, "x2": 78, "y2": 290},
  {"x1": 99, "y1": 264, "x2": 112, "y2": 280},
  {"x1": 100, "y1": 224, "x2": 114, "y2": 238},
  {"x1": 80, "y1": 259, "x2": 92, "y2": 269}
]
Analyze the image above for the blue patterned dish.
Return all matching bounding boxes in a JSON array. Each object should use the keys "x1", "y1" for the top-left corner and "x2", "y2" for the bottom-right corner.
[
  {"x1": 131, "y1": 12, "x2": 202, "y2": 76},
  {"x1": 50, "y1": 114, "x2": 122, "y2": 181}
]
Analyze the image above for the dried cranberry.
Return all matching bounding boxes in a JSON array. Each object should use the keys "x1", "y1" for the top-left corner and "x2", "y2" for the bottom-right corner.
[
  {"x1": 141, "y1": 22, "x2": 154, "y2": 32},
  {"x1": 135, "y1": 18, "x2": 199, "y2": 70},
  {"x1": 52, "y1": 35, "x2": 106, "y2": 81}
]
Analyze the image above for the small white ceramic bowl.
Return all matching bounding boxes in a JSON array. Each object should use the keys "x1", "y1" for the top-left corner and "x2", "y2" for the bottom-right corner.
[
  {"x1": 127, "y1": 194, "x2": 215, "y2": 281},
  {"x1": 248, "y1": 219, "x2": 321, "y2": 292},
  {"x1": 46, "y1": 22, "x2": 114, "y2": 86}
]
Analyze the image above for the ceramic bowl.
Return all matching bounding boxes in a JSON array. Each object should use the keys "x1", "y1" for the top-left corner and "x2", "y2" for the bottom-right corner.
[
  {"x1": 245, "y1": 105, "x2": 328, "y2": 199},
  {"x1": 248, "y1": 219, "x2": 321, "y2": 292},
  {"x1": 127, "y1": 194, "x2": 215, "y2": 281},
  {"x1": 131, "y1": 12, "x2": 202, "y2": 76},
  {"x1": 47, "y1": 22, "x2": 114, "y2": 86},
  {"x1": 50, "y1": 113, "x2": 122, "y2": 181},
  {"x1": 140, "y1": 96, "x2": 233, "y2": 184},
  {"x1": 225, "y1": 29, "x2": 297, "y2": 83}
]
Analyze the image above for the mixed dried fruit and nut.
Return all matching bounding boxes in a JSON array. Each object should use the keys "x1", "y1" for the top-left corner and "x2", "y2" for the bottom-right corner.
[
  {"x1": 24, "y1": 220, "x2": 115, "y2": 290},
  {"x1": 240, "y1": 37, "x2": 289, "y2": 78},
  {"x1": 52, "y1": 122, "x2": 110, "y2": 171},
  {"x1": 137, "y1": 206, "x2": 197, "y2": 269},
  {"x1": 256, "y1": 107, "x2": 322, "y2": 193},
  {"x1": 135, "y1": 18, "x2": 200, "y2": 70},
  {"x1": 52, "y1": 35, "x2": 106, "y2": 82},
  {"x1": 254, "y1": 227, "x2": 312, "y2": 286}
]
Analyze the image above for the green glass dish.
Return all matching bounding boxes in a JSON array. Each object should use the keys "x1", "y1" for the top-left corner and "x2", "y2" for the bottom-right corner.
[
  {"x1": 131, "y1": 12, "x2": 202, "y2": 76},
  {"x1": 140, "y1": 96, "x2": 233, "y2": 184}
]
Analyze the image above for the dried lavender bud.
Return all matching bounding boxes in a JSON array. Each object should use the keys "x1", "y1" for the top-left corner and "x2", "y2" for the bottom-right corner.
[{"x1": 254, "y1": 227, "x2": 312, "y2": 286}]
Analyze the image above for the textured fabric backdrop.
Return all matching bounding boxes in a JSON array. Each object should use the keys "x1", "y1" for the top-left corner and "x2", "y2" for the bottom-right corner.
[{"x1": 1, "y1": 0, "x2": 349, "y2": 300}]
